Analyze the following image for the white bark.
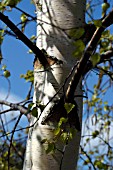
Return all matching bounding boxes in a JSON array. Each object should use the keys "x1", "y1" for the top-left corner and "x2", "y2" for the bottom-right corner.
[{"x1": 23, "y1": 0, "x2": 86, "y2": 169}]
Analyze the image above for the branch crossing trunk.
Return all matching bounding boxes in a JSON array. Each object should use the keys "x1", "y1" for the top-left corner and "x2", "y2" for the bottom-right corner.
[{"x1": 23, "y1": 0, "x2": 86, "y2": 169}]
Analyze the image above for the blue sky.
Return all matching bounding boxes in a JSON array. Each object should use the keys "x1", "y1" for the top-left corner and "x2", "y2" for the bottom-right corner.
[
  {"x1": 0, "y1": 0, "x2": 36, "y2": 100},
  {"x1": 0, "y1": 0, "x2": 36, "y2": 142}
]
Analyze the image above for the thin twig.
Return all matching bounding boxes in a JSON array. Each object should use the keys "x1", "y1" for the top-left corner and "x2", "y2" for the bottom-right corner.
[
  {"x1": 80, "y1": 145, "x2": 97, "y2": 170},
  {"x1": 8, "y1": 113, "x2": 23, "y2": 170}
]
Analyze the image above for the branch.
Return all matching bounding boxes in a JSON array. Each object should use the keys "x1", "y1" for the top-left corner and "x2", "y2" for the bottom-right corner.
[
  {"x1": 66, "y1": 8, "x2": 113, "y2": 101},
  {"x1": 83, "y1": 49, "x2": 113, "y2": 75},
  {"x1": 99, "y1": 50, "x2": 113, "y2": 63},
  {"x1": 0, "y1": 27, "x2": 16, "y2": 37},
  {"x1": 8, "y1": 112, "x2": 23, "y2": 170},
  {"x1": 80, "y1": 145, "x2": 97, "y2": 170},
  {"x1": 0, "y1": 108, "x2": 15, "y2": 114},
  {"x1": 0, "y1": 100, "x2": 28, "y2": 115},
  {"x1": 96, "y1": 65, "x2": 113, "y2": 81},
  {"x1": 14, "y1": 6, "x2": 37, "y2": 20},
  {"x1": 0, "y1": 12, "x2": 49, "y2": 68},
  {"x1": 0, "y1": 12, "x2": 61, "y2": 94}
]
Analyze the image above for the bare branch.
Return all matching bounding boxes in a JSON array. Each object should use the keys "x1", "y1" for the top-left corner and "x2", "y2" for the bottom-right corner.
[
  {"x1": 0, "y1": 108, "x2": 15, "y2": 115},
  {"x1": 0, "y1": 100, "x2": 28, "y2": 115},
  {"x1": 8, "y1": 113, "x2": 23, "y2": 170}
]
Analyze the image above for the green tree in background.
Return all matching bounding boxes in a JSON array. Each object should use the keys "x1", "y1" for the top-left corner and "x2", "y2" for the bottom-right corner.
[{"x1": 0, "y1": 0, "x2": 113, "y2": 169}]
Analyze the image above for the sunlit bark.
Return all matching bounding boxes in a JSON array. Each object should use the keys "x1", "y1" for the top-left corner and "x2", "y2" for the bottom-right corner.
[{"x1": 23, "y1": 0, "x2": 86, "y2": 169}]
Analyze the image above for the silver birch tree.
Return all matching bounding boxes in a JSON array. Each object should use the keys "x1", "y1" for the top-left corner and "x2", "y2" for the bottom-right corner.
[{"x1": 23, "y1": 0, "x2": 86, "y2": 169}]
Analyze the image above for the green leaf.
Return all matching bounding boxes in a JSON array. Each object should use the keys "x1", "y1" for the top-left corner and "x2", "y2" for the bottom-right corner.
[
  {"x1": 31, "y1": 107, "x2": 38, "y2": 117},
  {"x1": 94, "y1": 20, "x2": 102, "y2": 28},
  {"x1": 74, "y1": 40, "x2": 85, "y2": 51},
  {"x1": 64, "y1": 103, "x2": 75, "y2": 114},
  {"x1": 69, "y1": 28, "x2": 85, "y2": 39},
  {"x1": 30, "y1": 35, "x2": 36, "y2": 42},
  {"x1": 68, "y1": 128, "x2": 76, "y2": 140},
  {"x1": 104, "y1": 101, "x2": 108, "y2": 105},
  {"x1": 84, "y1": 159, "x2": 90, "y2": 165},
  {"x1": 58, "y1": 117, "x2": 68, "y2": 127},
  {"x1": 28, "y1": 103, "x2": 34, "y2": 110},
  {"x1": 60, "y1": 132, "x2": 68, "y2": 142},
  {"x1": 28, "y1": 49, "x2": 33, "y2": 54},
  {"x1": 94, "y1": 160, "x2": 109, "y2": 169},
  {"x1": 20, "y1": 14, "x2": 27, "y2": 22},
  {"x1": 46, "y1": 142, "x2": 55, "y2": 154},
  {"x1": 101, "y1": 30, "x2": 110, "y2": 38},
  {"x1": 1, "y1": 65, "x2": 7, "y2": 70},
  {"x1": 73, "y1": 40, "x2": 85, "y2": 58},
  {"x1": 0, "y1": 2, "x2": 5, "y2": 12},
  {"x1": 101, "y1": 41, "x2": 109, "y2": 48},
  {"x1": 36, "y1": 102, "x2": 45, "y2": 112},
  {"x1": 3, "y1": 70, "x2": 11, "y2": 78},
  {"x1": 91, "y1": 53, "x2": 100, "y2": 66},
  {"x1": 92, "y1": 130, "x2": 99, "y2": 138},
  {"x1": 104, "y1": 105, "x2": 109, "y2": 111},
  {"x1": 101, "y1": 3, "x2": 110, "y2": 12},
  {"x1": 0, "y1": 29, "x2": 4, "y2": 45},
  {"x1": 54, "y1": 127, "x2": 61, "y2": 136},
  {"x1": 104, "y1": 120, "x2": 111, "y2": 126},
  {"x1": 3, "y1": 0, "x2": 22, "y2": 7},
  {"x1": 20, "y1": 70, "x2": 34, "y2": 82},
  {"x1": 86, "y1": 138, "x2": 90, "y2": 143}
]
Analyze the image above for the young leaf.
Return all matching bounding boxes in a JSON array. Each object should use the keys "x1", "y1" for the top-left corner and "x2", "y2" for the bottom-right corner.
[
  {"x1": 58, "y1": 117, "x2": 68, "y2": 127},
  {"x1": 91, "y1": 53, "x2": 100, "y2": 66},
  {"x1": 69, "y1": 28, "x2": 85, "y2": 39},
  {"x1": 94, "y1": 20, "x2": 102, "y2": 28},
  {"x1": 20, "y1": 14, "x2": 27, "y2": 22},
  {"x1": 4, "y1": 0, "x2": 22, "y2": 7},
  {"x1": 3, "y1": 70, "x2": 11, "y2": 78},
  {"x1": 54, "y1": 127, "x2": 61, "y2": 136},
  {"x1": 92, "y1": 130, "x2": 99, "y2": 138},
  {"x1": 64, "y1": 103, "x2": 75, "y2": 114},
  {"x1": 31, "y1": 107, "x2": 38, "y2": 117},
  {"x1": 60, "y1": 132, "x2": 68, "y2": 143},
  {"x1": 46, "y1": 142, "x2": 55, "y2": 154},
  {"x1": 101, "y1": 3, "x2": 110, "y2": 13}
]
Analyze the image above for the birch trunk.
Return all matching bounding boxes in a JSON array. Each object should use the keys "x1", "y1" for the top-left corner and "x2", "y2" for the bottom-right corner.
[{"x1": 23, "y1": 0, "x2": 86, "y2": 169}]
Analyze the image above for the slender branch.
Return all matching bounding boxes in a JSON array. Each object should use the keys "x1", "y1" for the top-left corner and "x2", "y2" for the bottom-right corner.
[
  {"x1": 83, "y1": 49, "x2": 113, "y2": 75},
  {"x1": 26, "y1": 82, "x2": 33, "y2": 100},
  {"x1": 14, "y1": 6, "x2": 37, "y2": 20},
  {"x1": 96, "y1": 65, "x2": 113, "y2": 81},
  {"x1": 0, "y1": 100, "x2": 28, "y2": 115},
  {"x1": 0, "y1": 27, "x2": 16, "y2": 37},
  {"x1": 99, "y1": 50, "x2": 113, "y2": 63},
  {"x1": 0, "y1": 108, "x2": 15, "y2": 115},
  {"x1": 0, "y1": 12, "x2": 49, "y2": 68},
  {"x1": 80, "y1": 145, "x2": 97, "y2": 170},
  {"x1": 66, "y1": 8, "x2": 113, "y2": 101},
  {"x1": 0, "y1": 126, "x2": 31, "y2": 138},
  {"x1": 8, "y1": 113, "x2": 23, "y2": 170}
]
